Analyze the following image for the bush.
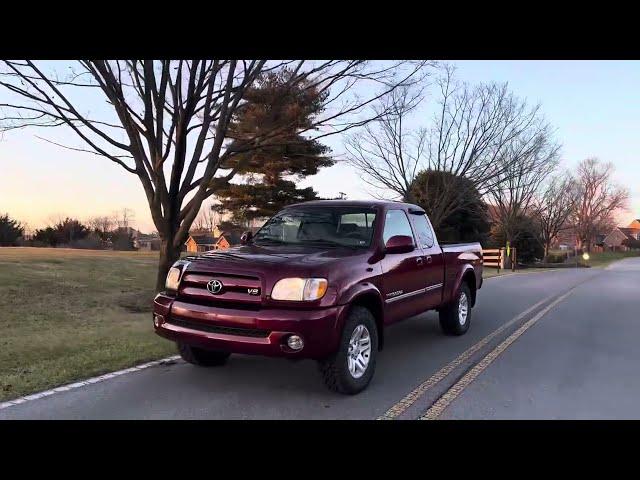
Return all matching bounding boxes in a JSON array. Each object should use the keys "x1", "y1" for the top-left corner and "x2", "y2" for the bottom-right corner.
[
  {"x1": 622, "y1": 238, "x2": 640, "y2": 250},
  {"x1": 546, "y1": 252, "x2": 568, "y2": 264},
  {"x1": 0, "y1": 213, "x2": 24, "y2": 246},
  {"x1": 110, "y1": 229, "x2": 136, "y2": 251},
  {"x1": 490, "y1": 215, "x2": 544, "y2": 264},
  {"x1": 409, "y1": 170, "x2": 490, "y2": 243},
  {"x1": 68, "y1": 234, "x2": 105, "y2": 250}
]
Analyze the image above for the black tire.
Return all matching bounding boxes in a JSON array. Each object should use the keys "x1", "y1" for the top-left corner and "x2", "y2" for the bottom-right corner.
[
  {"x1": 178, "y1": 343, "x2": 231, "y2": 366},
  {"x1": 318, "y1": 306, "x2": 378, "y2": 395},
  {"x1": 439, "y1": 283, "x2": 472, "y2": 336}
]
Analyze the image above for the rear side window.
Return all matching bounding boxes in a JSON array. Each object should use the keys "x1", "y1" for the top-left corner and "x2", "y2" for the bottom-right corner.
[
  {"x1": 383, "y1": 210, "x2": 415, "y2": 245},
  {"x1": 411, "y1": 214, "x2": 435, "y2": 248}
]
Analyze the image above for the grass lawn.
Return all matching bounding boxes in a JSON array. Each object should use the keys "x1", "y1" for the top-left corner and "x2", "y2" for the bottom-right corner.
[
  {"x1": 0, "y1": 247, "x2": 176, "y2": 402},
  {"x1": 482, "y1": 252, "x2": 640, "y2": 280},
  {"x1": 584, "y1": 250, "x2": 640, "y2": 268},
  {"x1": 483, "y1": 268, "x2": 506, "y2": 279},
  {"x1": 483, "y1": 267, "x2": 563, "y2": 279}
]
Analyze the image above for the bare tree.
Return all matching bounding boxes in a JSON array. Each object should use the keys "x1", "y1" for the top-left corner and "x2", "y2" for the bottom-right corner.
[
  {"x1": 192, "y1": 200, "x2": 220, "y2": 232},
  {"x1": 345, "y1": 65, "x2": 556, "y2": 234},
  {"x1": 426, "y1": 66, "x2": 547, "y2": 197},
  {"x1": 86, "y1": 215, "x2": 114, "y2": 241},
  {"x1": 572, "y1": 158, "x2": 629, "y2": 251},
  {"x1": 0, "y1": 60, "x2": 427, "y2": 290},
  {"x1": 344, "y1": 86, "x2": 426, "y2": 200},
  {"x1": 532, "y1": 173, "x2": 579, "y2": 259},
  {"x1": 487, "y1": 124, "x2": 561, "y2": 245}
]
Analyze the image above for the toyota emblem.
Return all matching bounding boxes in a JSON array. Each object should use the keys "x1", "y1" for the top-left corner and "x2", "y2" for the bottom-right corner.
[{"x1": 207, "y1": 279, "x2": 224, "y2": 294}]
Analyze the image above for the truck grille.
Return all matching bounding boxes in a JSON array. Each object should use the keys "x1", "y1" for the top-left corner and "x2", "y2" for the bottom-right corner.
[
  {"x1": 178, "y1": 271, "x2": 262, "y2": 306},
  {"x1": 167, "y1": 317, "x2": 270, "y2": 338}
]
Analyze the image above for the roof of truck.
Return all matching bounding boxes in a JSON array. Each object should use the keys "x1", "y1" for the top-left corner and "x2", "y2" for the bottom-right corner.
[{"x1": 286, "y1": 199, "x2": 423, "y2": 210}]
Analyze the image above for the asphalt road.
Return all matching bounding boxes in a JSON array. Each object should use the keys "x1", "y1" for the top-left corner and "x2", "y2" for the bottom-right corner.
[
  {"x1": 1, "y1": 259, "x2": 637, "y2": 419},
  {"x1": 440, "y1": 257, "x2": 640, "y2": 419}
]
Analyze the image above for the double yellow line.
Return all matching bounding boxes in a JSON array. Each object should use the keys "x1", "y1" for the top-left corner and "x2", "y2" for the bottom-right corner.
[{"x1": 378, "y1": 286, "x2": 579, "y2": 421}]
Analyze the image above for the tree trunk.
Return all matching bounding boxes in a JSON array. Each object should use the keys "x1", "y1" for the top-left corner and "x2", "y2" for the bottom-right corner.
[{"x1": 156, "y1": 239, "x2": 182, "y2": 292}]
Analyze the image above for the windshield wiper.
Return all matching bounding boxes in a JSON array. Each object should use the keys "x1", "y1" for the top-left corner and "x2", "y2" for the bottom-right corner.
[
  {"x1": 206, "y1": 252, "x2": 250, "y2": 261},
  {"x1": 251, "y1": 238, "x2": 287, "y2": 245},
  {"x1": 303, "y1": 239, "x2": 359, "y2": 249}
]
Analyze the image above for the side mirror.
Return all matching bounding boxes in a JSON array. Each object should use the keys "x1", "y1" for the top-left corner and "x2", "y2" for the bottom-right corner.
[
  {"x1": 240, "y1": 231, "x2": 253, "y2": 245},
  {"x1": 384, "y1": 235, "x2": 415, "y2": 254}
]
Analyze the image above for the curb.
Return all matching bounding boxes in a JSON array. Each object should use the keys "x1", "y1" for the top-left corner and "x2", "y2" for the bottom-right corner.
[{"x1": 0, "y1": 355, "x2": 181, "y2": 411}]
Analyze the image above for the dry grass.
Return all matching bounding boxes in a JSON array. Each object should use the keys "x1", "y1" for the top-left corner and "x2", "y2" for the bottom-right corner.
[
  {"x1": 0, "y1": 247, "x2": 175, "y2": 401},
  {"x1": 585, "y1": 250, "x2": 640, "y2": 268}
]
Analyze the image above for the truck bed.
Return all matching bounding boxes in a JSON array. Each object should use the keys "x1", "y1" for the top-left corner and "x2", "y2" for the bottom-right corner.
[{"x1": 440, "y1": 241, "x2": 483, "y2": 303}]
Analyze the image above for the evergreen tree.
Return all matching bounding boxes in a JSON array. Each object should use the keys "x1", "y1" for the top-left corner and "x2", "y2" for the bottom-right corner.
[
  {"x1": 0, "y1": 213, "x2": 24, "y2": 246},
  {"x1": 215, "y1": 69, "x2": 333, "y2": 223}
]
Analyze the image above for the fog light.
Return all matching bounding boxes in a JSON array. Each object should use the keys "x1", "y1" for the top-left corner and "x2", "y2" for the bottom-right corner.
[
  {"x1": 287, "y1": 335, "x2": 304, "y2": 351},
  {"x1": 153, "y1": 314, "x2": 164, "y2": 328}
]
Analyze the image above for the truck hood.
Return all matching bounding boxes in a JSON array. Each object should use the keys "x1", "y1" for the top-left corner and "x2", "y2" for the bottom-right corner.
[{"x1": 188, "y1": 244, "x2": 369, "y2": 271}]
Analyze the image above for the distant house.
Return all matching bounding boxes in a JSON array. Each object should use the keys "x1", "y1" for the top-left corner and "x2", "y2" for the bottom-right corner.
[
  {"x1": 552, "y1": 227, "x2": 578, "y2": 250},
  {"x1": 186, "y1": 234, "x2": 218, "y2": 253},
  {"x1": 216, "y1": 231, "x2": 243, "y2": 249},
  {"x1": 135, "y1": 233, "x2": 161, "y2": 251},
  {"x1": 185, "y1": 230, "x2": 245, "y2": 253},
  {"x1": 603, "y1": 220, "x2": 640, "y2": 251}
]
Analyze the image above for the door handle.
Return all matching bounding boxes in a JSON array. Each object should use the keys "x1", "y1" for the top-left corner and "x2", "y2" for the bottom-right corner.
[{"x1": 416, "y1": 257, "x2": 424, "y2": 266}]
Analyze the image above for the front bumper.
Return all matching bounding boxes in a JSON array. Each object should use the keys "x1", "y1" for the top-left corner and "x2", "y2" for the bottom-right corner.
[{"x1": 153, "y1": 293, "x2": 345, "y2": 359}]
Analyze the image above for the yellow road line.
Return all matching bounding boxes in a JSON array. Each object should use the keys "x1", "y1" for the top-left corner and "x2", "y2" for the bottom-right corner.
[
  {"x1": 420, "y1": 288, "x2": 575, "y2": 420},
  {"x1": 377, "y1": 293, "x2": 558, "y2": 420}
]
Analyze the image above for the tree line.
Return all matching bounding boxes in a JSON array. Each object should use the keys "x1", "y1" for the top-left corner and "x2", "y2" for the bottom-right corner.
[{"x1": 0, "y1": 209, "x2": 142, "y2": 250}]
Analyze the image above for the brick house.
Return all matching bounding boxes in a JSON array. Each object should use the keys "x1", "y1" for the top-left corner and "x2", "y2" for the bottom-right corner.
[
  {"x1": 551, "y1": 226, "x2": 578, "y2": 250},
  {"x1": 602, "y1": 220, "x2": 640, "y2": 251},
  {"x1": 185, "y1": 230, "x2": 245, "y2": 253}
]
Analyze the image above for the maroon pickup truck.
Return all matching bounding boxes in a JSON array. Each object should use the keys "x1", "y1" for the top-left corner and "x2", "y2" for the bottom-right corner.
[{"x1": 153, "y1": 200, "x2": 483, "y2": 394}]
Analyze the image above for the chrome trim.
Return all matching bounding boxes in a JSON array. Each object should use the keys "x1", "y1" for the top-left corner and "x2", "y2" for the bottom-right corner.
[
  {"x1": 385, "y1": 283, "x2": 443, "y2": 303},
  {"x1": 425, "y1": 282, "x2": 443, "y2": 292}
]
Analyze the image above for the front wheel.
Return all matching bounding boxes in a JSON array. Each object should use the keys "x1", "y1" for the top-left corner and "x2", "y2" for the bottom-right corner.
[
  {"x1": 439, "y1": 283, "x2": 472, "y2": 336},
  {"x1": 318, "y1": 306, "x2": 378, "y2": 395}
]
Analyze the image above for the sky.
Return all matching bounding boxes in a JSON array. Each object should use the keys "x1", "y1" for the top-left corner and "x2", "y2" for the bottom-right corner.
[{"x1": 1, "y1": 60, "x2": 639, "y2": 233}]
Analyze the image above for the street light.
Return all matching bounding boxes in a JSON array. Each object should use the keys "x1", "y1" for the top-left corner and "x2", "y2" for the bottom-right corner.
[{"x1": 582, "y1": 252, "x2": 590, "y2": 267}]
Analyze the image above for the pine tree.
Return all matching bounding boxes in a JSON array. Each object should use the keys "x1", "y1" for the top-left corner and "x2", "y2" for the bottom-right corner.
[{"x1": 215, "y1": 69, "x2": 333, "y2": 225}]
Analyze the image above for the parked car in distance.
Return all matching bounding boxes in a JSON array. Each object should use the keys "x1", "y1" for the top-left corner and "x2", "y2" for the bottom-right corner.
[{"x1": 153, "y1": 200, "x2": 483, "y2": 394}]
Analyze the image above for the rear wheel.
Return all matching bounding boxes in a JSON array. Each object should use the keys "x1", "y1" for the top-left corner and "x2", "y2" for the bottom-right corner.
[
  {"x1": 319, "y1": 306, "x2": 378, "y2": 395},
  {"x1": 439, "y1": 283, "x2": 472, "y2": 336},
  {"x1": 178, "y1": 343, "x2": 231, "y2": 366}
]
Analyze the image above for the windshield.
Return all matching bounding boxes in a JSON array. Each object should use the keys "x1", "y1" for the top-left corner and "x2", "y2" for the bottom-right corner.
[{"x1": 253, "y1": 206, "x2": 378, "y2": 248}]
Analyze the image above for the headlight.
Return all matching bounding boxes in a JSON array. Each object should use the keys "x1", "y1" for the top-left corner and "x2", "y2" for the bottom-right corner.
[
  {"x1": 165, "y1": 266, "x2": 183, "y2": 292},
  {"x1": 271, "y1": 278, "x2": 328, "y2": 301}
]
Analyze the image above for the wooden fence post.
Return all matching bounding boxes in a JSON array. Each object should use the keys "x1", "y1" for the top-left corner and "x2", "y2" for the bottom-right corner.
[{"x1": 481, "y1": 248, "x2": 503, "y2": 274}]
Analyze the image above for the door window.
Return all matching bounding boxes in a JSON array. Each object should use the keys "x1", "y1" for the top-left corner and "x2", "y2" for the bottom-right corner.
[
  {"x1": 411, "y1": 214, "x2": 435, "y2": 248},
  {"x1": 383, "y1": 210, "x2": 415, "y2": 245}
]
